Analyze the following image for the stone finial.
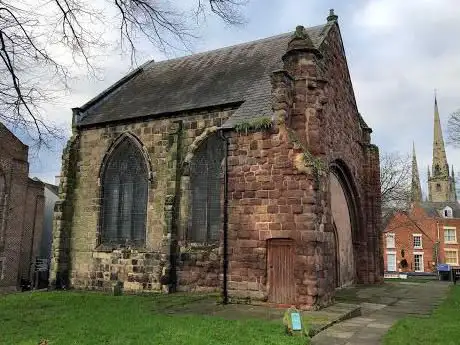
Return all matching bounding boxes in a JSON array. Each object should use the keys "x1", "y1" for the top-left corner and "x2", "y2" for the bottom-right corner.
[
  {"x1": 294, "y1": 25, "x2": 307, "y2": 39},
  {"x1": 285, "y1": 25, "x2": 321, "y2": 58},
  {"x1": 327, "y1": 9, "x2": 338, "y2": 22}
]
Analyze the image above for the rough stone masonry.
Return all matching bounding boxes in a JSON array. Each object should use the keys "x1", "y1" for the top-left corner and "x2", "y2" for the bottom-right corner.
[{"x1": 50, "y1": 10, "x2": 382, "y2": 310}]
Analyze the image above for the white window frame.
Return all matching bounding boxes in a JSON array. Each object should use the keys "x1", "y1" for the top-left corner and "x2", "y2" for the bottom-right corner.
[
  {"x1": 443, "y1": 206, "x2": 453, "y2": 218},
  {"x1": 413, "y1": 252, "x2": 424, "y2": 272},
  {"x1": 444, "y1": 226, "x2": 457, "y2": 244},
  {"x1": 444, "y1": 249, "x2": 458, "y2": 266},
  {"x1": 386, "y1": 251, "x2": 397, "y2": 272},
  {"x1": 413, "y1": 234, "x2": 423, "y2": 249},
  {"x1": 386, "y1": 233, "x2": 395, "y2": 249}
]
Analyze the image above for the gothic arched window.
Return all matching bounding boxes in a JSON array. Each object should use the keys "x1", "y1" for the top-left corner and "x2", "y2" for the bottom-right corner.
[
  {"x1": 189, "y1": 134, "x2": 224, "y2": 242},
  {"x1": 100, "y1": 137, "x2": 148, "y2": 247}
]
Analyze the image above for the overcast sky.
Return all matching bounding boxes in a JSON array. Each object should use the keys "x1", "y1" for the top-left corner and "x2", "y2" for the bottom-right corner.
[{"x1": 26, "y1": 0, "x2": 460, "y2": 198}]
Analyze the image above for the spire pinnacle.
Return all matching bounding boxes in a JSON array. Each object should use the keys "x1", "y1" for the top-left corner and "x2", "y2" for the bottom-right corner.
[
  {"x1": 327, "y1": 9, "x2": 338, "y2": 22},
  {"x1": 411, "y1": 142, "x2": 423, "y2": 203},
  {"x1": 432, "y1": 94, "x2": 449, "y2": 177}
]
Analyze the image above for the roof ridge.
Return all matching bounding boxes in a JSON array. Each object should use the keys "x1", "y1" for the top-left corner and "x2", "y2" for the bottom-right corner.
[{"x1": 144, "y1": 23, "x2": 329, "y2": 70}]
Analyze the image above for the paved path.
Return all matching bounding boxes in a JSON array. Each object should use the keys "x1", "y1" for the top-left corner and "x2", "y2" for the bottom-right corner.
[{"x1": 312, "y1": 281, "x2": 450, "y2": 345}]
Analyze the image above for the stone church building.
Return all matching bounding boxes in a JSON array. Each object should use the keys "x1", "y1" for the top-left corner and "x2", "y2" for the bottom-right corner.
[{"x1": 51, "y1": 11, "x2": 382, "y2": 309}]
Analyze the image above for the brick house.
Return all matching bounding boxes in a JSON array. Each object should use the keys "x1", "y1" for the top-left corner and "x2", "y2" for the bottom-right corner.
[
  {"x1": 51, "y1": 10, "x2": 382, "y2": 309},
  {"x1": 383, "y1": 98, "x2": 460, "y2": 273},
  {"x1": 0, "y1": 123, "x2": 45, "y2": 292}
]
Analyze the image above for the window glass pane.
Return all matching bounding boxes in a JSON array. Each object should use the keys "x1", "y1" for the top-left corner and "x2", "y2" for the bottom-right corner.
[
  {"x1": 445, "y1": 251, "x2": 458, "y2": 265},
  {"x1": 101, "y1": 138, "x2": 148, "y2": 245},
  {"x1": 386, "y1": 234, "x2": 395, "y2": 248},
  {"x1": 445, "y1": 229, "x2": 456, "y2": 242},
  {"x1": 387, "y1": 253, "x2": 396, "y2": 271},
  {"x1": 190, "y1": 142, "x2": 209, "y2": 242},
  {"x1": 190, "y1": 134, "x2": 223, "y2": 242},
  {"x1": 414, "y1": 254, "x2": 423, "y2": 271},
  {"x1": 207, "y1": 135, "x2": 224, "y2": 241}
]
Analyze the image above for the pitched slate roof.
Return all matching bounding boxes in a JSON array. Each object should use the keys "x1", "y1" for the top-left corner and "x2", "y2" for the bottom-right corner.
[
  {"x1": 420, "y1": 201, "x2": 460, "y2": 218},
  {"x1": 77, "y1": 23, "x2": 334, "y2": 128},
  {"x1": 32, "y1": 177, "x2": 59, "y2": 195}
]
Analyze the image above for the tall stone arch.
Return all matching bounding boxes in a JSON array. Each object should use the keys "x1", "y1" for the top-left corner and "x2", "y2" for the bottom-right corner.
[{"x1": 329, "y1": 160, "x2": 362, "y2": 287}]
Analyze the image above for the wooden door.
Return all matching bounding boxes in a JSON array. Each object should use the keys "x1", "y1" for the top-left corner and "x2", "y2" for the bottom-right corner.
[{"x1": 267, "y1": 239, "x2": 296, "y2": 304}]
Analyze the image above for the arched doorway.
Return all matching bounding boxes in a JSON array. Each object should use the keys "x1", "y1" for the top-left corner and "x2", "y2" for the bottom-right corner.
[{"x1": 329, "y1": 170, "x2": 356, "y2": 287}]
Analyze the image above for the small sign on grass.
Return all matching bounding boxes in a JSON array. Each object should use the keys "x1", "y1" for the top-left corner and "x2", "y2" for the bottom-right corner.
[{"x1": 283, "y1": 306, "x2": 307, "y2": 337}]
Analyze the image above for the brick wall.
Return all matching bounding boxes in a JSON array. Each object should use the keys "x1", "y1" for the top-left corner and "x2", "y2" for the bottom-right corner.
[
  {"x1": 0, "y1": 123, "x2": 44, "y2": 292},
  {"x1": 383, "y1": 204, "x2": 460, "y2": 273}
]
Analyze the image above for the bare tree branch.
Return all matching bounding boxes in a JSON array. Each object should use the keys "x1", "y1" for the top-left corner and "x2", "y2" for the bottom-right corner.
[
  {"x1": 447, "y1": 109, "x2": 460, "y2": 148},
  {"x1": 0, "y1": 0, "x2": 247, "y2": 147},
  {"x1": 380, "y1": 151, "x2": 412, "y2": 227}
]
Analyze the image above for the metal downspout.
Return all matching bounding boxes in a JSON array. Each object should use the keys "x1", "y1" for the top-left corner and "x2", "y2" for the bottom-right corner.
[{"x1": 219, "y1": 129, "x2": 229, "y2": 304}]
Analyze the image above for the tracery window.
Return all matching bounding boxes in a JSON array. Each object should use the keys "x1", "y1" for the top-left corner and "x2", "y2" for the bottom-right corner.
[
  {"x1": 100, "y1": 137, "x2": 148, "y2": 246},
  {"x1": 189, "y1": 134, "x2": 224, "y2": 242}
]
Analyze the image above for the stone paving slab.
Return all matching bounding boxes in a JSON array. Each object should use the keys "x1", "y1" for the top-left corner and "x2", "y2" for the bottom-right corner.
[{"x1": 311, "y1": 281, "x2": 450, "y2": 345}]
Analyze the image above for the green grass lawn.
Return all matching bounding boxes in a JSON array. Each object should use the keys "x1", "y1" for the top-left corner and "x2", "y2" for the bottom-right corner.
[
  {"x1": 0, "y1": 291, "x2": 308, "y2": 345},
  {"x1": 383, "y1": 285, "x2": 460, "y2": 345}
]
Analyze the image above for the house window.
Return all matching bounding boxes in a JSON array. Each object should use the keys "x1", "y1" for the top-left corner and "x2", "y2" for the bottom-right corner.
[
  {"x1": 100, "y1": 137, "x2": 148, "y2": 246},
  {"x1": 414, "y1": 253, "x2": 424, "y2": 272},
  {"x1": 443, "y1": 207, "x2": 453, "y2": 218},
  {"x1": 386, "y1": 233, "x2": 395, "y2": 249},
  {"x1": 444, "y1": 227, "x2": 457, "y2": 243},
  {"x1": 445, "y1": 249, "x2": 458, "y2": 265},
  {"x1": 189, "y1": 134, "x2": 224, "y2": 242},
  {"x1": 387, "y1": 252, "x2": 396, "y2": 272},
  {"x1": 436, "y1": 183, "x2": 441, "y2": 191},
  {"x1": 413, "y1": 234, "x2": 422, "y2": 249}
]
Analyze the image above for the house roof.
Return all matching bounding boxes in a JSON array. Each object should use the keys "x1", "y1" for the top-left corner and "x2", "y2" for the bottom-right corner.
[
  {"x1": 76, "y1": 23, "x2": 334, "y2": 128},
  {"x1": 420, "y1": 201, "x2": 460, "y2": 218},
  {"x1": 32, "y1": 177, "x2": 59, "y2": 195}
]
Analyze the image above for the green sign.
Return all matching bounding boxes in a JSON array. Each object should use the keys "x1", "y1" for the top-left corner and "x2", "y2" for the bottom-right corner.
[
  {"x1": 283, "y1": 306, "x2": 305, "y2": 336},
  {"x1": 290, "y1": 312, "x2": 302, "y2": 331}
]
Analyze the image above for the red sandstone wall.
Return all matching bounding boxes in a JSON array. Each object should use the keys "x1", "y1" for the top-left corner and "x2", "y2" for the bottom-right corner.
[
  {"x1": 225, "y1": 23, "x2": 381, "y2": 307},
  {"x1": 320, "y1": 25, "x2": 382, "y2": 283},
  {"x1": 226, "y1": 127, "x2": 323, "y2": 305}
]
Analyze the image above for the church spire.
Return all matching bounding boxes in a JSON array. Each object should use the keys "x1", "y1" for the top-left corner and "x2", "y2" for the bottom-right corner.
[
  {"x1": 432, "y1": 95, "x2": 449, "y2": 177},
  {"x1": 411, "y1": 142, "x2": 423, "y2": 202}
]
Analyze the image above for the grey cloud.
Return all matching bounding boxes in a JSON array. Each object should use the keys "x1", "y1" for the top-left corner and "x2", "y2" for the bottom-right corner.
[{"x1": 27, "y1": 1, "x2": 460, "y2": 189}]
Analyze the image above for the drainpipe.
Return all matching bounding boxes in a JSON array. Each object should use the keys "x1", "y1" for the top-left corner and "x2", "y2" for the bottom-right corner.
[
  {"x1": 169, "y1": 120, "x2": 183, "y2": 293},
  {"x1": 218, "y1": 129, "x2": 229, "y2": 305}
]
